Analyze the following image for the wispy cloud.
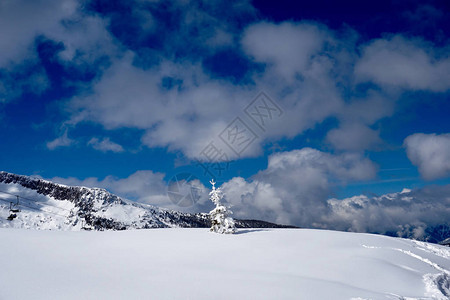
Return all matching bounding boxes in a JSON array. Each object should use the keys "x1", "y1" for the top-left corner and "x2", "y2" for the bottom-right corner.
[
  {"x1": 87, "y1": 137, "x2": 124, "y2": 153},
  {"x1": 46, "y1": 130, "x2": 75, "y2": 150}
]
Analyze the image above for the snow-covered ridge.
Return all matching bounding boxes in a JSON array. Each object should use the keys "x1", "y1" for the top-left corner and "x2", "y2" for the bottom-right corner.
[
  {"x1": 0, "y1": 171, "x2": 291, "y2": 231},
  {"x1": 0, "y1": 171, "x2": 211, "y2": 230}
]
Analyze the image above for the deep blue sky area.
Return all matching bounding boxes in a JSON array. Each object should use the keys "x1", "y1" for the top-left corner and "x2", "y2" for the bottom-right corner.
[
  {"x1": 0, "y1": 0, "x2": 449, "y2": 215},
  {"x1": 255, "y1": 0, "x2": 450, "y2": 39}
]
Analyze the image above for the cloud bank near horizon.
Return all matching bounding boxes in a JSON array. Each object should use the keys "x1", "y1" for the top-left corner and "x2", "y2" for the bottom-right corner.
[{"x1": 49, "y1": 153, "x2": 449, "y2": 241}]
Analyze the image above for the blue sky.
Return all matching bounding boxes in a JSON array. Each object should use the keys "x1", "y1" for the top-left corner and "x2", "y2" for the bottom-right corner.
[{"x1": 0, "y1": 0, "x2": 450, "y2": 227}]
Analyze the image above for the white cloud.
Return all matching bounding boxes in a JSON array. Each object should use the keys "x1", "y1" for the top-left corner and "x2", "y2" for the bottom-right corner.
[
  {"x1": 242, "y1": 21, "x2": 327, "y2": 80},
  {"x1": 0, "y1": 0, "x2": 78, "y2": 67},
  {"x1": 220, "y1": 147, "x2": 449, "y2": 239},
  {"x1": 49, "y1": 15, "x2": 117, "y2": 64},
  {"x1": 0, "y1": 0, "x2": 117, "y2": 67},
  {"x1": 404, "y1": 133, "x2": 450, "y2": 180},
  {"x1": 0, "y1": 0, "x2": 118, "y2": 103},
  {"x1": 66, "y1": 20, "x2": 347, "y2": 160},
  {"x1": 68, "y1": 54, "x2": 257, "y2": 159},
  {"x1": 325, "y1": 90, "x2": 396, "y2": 151},
  {"x1": 3, "y1": 1, "x2": 448, "y2": 165},
  {"x1": 355, "y1": 35, "x2": 450, "y2": 92},
  {"x1": 221, "y1": 148, "x2": 377, "y2": 225},
  {"x1": 46, "y1": 130, "x2": 75, "y2": 150},
  {"x1": 88, "y1": 137, "x2": 124, "y2": 153},
  {"x1": 241, "y1": 22, "x2": 347, "y2": 144},
  {"x1": 326, "y1": 122, "x2": 382, "y2": 151}
]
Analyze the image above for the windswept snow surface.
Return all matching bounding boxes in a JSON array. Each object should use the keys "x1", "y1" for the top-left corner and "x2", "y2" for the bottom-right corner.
[{"x1": 0, "y1": 228, "x2": 449, "y2": 300}]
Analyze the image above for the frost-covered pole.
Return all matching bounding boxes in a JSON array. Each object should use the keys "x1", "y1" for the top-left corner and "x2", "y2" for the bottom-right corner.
[{"x1": 209, "y1": 179, "x2": 236, "y2": 234}]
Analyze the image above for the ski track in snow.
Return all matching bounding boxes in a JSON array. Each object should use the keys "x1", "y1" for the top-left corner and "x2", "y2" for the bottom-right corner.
[
  {"x1": 412, "y1": 240, "x2": 450, "y2": 260},
  {"x1": 362, "y1": 243, "x2": 450, "y2": 300}
]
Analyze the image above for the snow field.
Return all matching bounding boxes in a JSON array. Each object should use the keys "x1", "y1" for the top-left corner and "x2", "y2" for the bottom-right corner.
[{"x1": 0, "y1": 228, "x2": 449, "y2": 300}]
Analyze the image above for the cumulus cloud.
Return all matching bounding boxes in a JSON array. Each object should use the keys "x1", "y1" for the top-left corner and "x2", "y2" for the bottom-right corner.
[
  {"x1": 88, "y1": 137, "x2": 124, "y2": 153},
  {"x1": 68, "y1": 54, "x2": 257, "y2": 159},
  {"x1": 404, "y1": 133, "x2": 450, "y2": 180},
  {"x1": 355, "y1": 35, "x2": 450, "y2": 92},
  {"x1": 220, "y1": 147, "x2": 448, "y2": 241},
  {"x1": 221, "y1": 147, "x2": 377, "y2": 225},
  {"x1": 66, "y1": 19, "x2": 347, "y2": 159},
  {"x1": 240, "y1": 20, "x2": 346, "y2": 140}
]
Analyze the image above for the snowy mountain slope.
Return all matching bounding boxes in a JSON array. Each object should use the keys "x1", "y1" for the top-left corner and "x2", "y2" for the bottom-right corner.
[
  {"x1": 0, "y1": 171, "x2": 292, "y2": 230},
  {"x1": 0, "y1": 171, "x2": 207, "y2": 230},
  {"x1": 0, "y1": 228, "x2": 448, "y2": 300}
]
